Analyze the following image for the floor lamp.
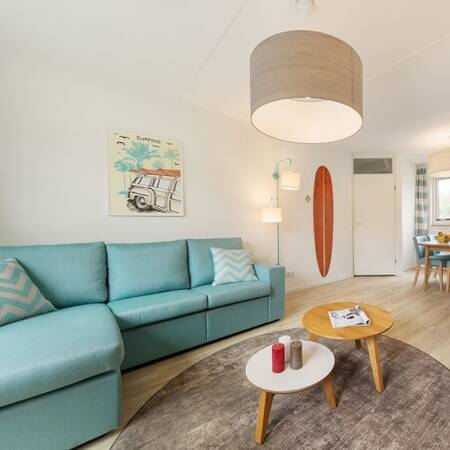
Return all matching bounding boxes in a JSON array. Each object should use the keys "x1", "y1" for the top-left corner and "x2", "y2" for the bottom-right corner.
[{"x1": 262, "y1": 159, "x2": 300, "y2": 265}]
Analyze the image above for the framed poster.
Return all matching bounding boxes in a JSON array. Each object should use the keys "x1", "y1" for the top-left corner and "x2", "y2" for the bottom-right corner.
[{"x1": 108, "y1": 130, "x2": 184, "y2": 216}]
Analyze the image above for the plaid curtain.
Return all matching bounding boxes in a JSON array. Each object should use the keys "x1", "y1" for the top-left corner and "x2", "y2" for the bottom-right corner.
[{"x1": 415, "y1": 167, "x2": 428, "y2": 235}]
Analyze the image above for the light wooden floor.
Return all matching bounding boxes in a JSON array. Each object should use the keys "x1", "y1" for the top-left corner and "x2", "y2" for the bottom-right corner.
[{"x1": 82, "y1": 271, "x2": 450, "y2": 449}]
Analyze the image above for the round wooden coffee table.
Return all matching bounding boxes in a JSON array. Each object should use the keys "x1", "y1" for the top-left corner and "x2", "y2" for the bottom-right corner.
[
  {"x1": 303, "y1": 302, "x2": 394, "y2": 393},
  {"x1": 245, "y1": 340, "x2": 335, "y2": 445}
]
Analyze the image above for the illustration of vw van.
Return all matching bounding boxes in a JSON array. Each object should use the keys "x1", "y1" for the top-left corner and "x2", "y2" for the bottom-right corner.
[{"x1": 127, "y1": 169, "x2": 182, "y2": 215}]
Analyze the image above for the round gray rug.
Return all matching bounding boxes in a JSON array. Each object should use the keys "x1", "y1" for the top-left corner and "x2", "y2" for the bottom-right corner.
[{"x1": 112, "y1": 328, "x2": 450, "y2": 450}]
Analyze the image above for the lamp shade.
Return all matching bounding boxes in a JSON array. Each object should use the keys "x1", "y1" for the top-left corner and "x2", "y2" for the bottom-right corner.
[
  {"x1": 280, "y1": 171, "x2": 300, "y2": 190},
  {"x1": 428, "y1": 149, "x2": 450, "y2": 177},
  {"x1": 250, "y1": 30, "x2": 363, "y2": 144},
  {"x1": 262, "y1": 207, "x2": 282, "y2": 223}
]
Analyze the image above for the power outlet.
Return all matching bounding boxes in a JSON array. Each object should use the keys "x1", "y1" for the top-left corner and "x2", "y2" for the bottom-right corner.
[{"x1": 286, "y1": 271, "x2": 295, "y2": 278}]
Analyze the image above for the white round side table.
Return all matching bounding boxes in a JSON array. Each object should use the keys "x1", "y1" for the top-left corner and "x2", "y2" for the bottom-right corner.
[{"x1": 245, "y1": 340, "x2": 336, "y2": 445}]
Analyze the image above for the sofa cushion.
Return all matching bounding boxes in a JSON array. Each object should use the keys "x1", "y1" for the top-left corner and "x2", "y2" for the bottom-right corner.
[
  {"x1": 210, "y1": 247, "x2": 257, "y2": 286},
  {"x1": 192, "y1": 280, "x2": 271, "y2": 309},
  {"x1": 0, "y1": 259, "x2": 56, "y2": 326},
  {"x1": 107, "y1": 241, "x2": 189, "y2": 301},
  {"x1": 0, "y1": 303, "x2": 123, "y2": 408},
  {"x1": 108, "y1": 290, "x2": 207, "y2": 330},
  {"x1": 187, "y1": 238, "x2": 242, "y2": 288},
  {"x1": 0, "y1": 242, "x2": 107, "y2": 308}
]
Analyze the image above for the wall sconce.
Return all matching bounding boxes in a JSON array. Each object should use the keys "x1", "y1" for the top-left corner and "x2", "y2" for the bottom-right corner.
[{"x1": 273, "y1": 159, "x2": 300, "y2": 191}]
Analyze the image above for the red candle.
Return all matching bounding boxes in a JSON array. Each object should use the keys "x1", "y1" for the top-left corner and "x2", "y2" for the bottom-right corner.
[{"x1": 272, "y1": 343, "x2": 285, "y2": 373}]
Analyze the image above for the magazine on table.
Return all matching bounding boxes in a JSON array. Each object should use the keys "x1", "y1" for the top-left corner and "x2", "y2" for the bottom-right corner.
[{"x1": 328, "y1": 305, "x2": 371, "y2": 328}]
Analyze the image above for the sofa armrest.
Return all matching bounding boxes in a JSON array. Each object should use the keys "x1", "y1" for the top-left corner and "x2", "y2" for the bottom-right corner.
[{"x1": 254, "y1": 263, "x2": 285, "y2": 321}]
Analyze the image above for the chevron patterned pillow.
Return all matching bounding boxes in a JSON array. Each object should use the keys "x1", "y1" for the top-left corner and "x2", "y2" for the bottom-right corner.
[
  {"x1": 210, "y1": 247, "x2": 258, "y2": 286},
  {"x1": 0, "y1": 258, "x2": 56, "y2": 326}
]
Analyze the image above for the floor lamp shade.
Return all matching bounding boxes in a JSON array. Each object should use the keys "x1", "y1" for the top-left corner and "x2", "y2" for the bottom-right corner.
[
  {"x1": 262, "y1": 207, "x2": 282, "y2": 223},
  {"x1": 280, "y1": 171, "x2": 300, "y2": 190},
  {"x1": 250, "y1": 30, "x2": 363, "y2": 143},
  {"x1": 428, "y1": 149, "x2": 450, "y2": 177}
]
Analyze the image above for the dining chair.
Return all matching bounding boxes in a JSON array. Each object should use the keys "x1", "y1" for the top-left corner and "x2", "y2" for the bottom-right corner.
[{"x1": 412, "y1": 235, "x2": 450, "y2": 291}]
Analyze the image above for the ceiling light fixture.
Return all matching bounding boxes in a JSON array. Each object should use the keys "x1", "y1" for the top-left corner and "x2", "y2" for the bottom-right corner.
[{"x1": 250, "y1": 30, "x2": 363, "y2": 143}]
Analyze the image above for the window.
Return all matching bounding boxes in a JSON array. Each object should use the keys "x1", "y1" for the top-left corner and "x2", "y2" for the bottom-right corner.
[
  {"x1": 138, "y1": 177, "x2": 151, "y2": 187},
  {"x1": 432, "y1": 177, "x2": 450, "y2": 224},
  {"x1": 353, "y1": 158, "x2": 393, "y2": 174},
  {"x1": 156, "y1": 178, "x2": 171, "y2": 190}
]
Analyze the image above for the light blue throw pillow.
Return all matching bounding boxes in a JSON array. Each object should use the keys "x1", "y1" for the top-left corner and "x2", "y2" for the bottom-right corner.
[
  {"x1": 210, "y1": 247, "x2": 258, "y2": 286},
  {"x1": 0, "y1": 258, "x2": 56, "y2": 326}
]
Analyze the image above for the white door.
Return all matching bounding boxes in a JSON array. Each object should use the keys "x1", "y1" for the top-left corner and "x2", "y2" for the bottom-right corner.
[{"x1": 353, "y1": 160, "x2": 396, "y2": 275}]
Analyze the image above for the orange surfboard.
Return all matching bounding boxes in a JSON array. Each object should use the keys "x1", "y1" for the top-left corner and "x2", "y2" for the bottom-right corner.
[{"x1": 313, "y1": 166, "x2": 333, "y2": 277}]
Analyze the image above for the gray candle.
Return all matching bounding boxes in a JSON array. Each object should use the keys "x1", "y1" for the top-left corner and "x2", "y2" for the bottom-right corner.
[{"x1": 290, "y1": 340, "x2": 303, "y2": 370}]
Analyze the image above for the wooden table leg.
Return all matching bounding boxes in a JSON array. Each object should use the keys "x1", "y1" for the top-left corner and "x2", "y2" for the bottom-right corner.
[
  {"x1": 255, "y1": 390, "x2": 274, "y2": 445},
  {"x1": 322, "y1": 374, "x2": 336, "y2": 408},
  {"x1": 447, "y1": 266, "x2": 450, "y2": 293},
  {"x1": 308, "y1": 332, "x2": 318, "y2": 342},
  {"x1": 366, "y1": 335, "x2": 384, "y2": 393},
  {"x1": 355, "y1": 339, "x2": 361, "y2": 349},
  {"x1": 423, "y1": 246, "x2": 430, "y2": 291}
]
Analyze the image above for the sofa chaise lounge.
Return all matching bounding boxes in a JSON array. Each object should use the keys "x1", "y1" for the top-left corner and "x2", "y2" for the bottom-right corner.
[{"x1": 0, "y1": 237, "x2": 285, "y2": 449}]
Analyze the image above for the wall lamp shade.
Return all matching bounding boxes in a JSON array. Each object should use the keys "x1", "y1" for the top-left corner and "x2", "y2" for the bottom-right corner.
[
  {"x1": 428, "y1": 149, "x2": 450, "y2": 177},
  {"x1": 280, "y1": 171, "x2": 300, "y2": 190},
  {"x1": 262, "y1": 207, "x2": 282, "y2": 223},
  {"x1": 250, "y1": 30, "x2": 363, "y2": 144}
]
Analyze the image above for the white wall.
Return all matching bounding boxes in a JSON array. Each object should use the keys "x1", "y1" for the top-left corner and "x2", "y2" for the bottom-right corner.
[
  {"x1": 272, "y1": 147, "x2": 354, "y2": 291},
  {"x1": 0, "y1": 53, "x2": 354, "y2": 292}
]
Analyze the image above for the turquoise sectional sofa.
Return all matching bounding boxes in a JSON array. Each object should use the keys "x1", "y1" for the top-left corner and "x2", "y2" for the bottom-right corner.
[{"x1": 0, "y1": 237, "x2": 285, "y2": 450}]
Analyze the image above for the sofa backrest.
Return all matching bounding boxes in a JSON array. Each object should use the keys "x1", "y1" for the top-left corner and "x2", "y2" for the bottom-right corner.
[
  {"x1": 0, "y1": 242, "x2": 107, "y2": 308},
  {"x1": 107, "y1": 240, "x2": 189, "y2": 301},
  {"x1": 187, "y1": 237, "x2": 242, "y2": 288}
]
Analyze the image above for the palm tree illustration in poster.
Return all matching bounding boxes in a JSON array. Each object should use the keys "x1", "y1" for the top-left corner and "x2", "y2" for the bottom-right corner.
[{"x1": 108, "y1": 130, "x2": 183, "y2": 216}]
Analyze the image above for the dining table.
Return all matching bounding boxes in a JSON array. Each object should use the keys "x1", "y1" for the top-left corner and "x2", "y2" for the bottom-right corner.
[{"x1": 417, "y1": 241, "x2": 450, "y2": 290}]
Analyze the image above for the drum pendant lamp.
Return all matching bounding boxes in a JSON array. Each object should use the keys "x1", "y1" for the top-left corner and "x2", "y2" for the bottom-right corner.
[{"x1": 250, "y1": 30, "x2": 363, "y2": 144}]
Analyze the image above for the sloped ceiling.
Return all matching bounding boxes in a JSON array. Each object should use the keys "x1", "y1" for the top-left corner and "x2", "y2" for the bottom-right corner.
[{"x1": 1, "y1": 0, "x2": 450, "y2": 153}]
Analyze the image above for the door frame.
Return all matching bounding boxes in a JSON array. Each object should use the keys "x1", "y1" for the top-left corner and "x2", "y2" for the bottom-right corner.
[{"x1": 352, "y1": 153, "x2": 400, "y2": 276}]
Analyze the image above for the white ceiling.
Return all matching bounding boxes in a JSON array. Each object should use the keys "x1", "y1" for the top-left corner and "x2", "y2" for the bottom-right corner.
[{"x1": 1, "y1": 0, "x2": 450, "y2": 154}]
